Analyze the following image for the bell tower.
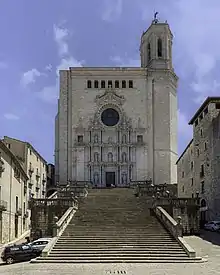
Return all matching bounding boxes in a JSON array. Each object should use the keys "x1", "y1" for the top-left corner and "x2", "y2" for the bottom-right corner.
[{"x1": 140, "y1": 13, "x2": 173, "y2": 70}]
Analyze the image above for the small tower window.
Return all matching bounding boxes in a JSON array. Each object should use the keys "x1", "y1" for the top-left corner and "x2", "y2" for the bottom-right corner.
[
  {"x1": 122, "y1": 80, "x2": 126, "y2": 88},
  {"x1": 115, "y1": 80, "x2": 119, "y2": 88},
  {"x1": 87, "y1": 80, "x2": 92, "y2": 88},
  {"x1": 101, "y1": 80, "x2": 105, "y2": 88},
  {"x1": 94, "y1": 80, "x2": 99, "y2": 88},
  {"x1": 129, "y1": 80, "x2": 133, "y2": 88},
  {"x1": 108, "y1": 80, "x2": 112, "y2": 88},
  {"x1": 157, "y1": 38, "x2": 162, "y2": 57},
  {"x1": 147, "y1": 43, "x2": 151, "y2": 62}
]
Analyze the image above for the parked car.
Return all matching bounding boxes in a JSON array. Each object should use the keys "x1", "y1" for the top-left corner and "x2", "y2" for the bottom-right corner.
[
  {"x1": 1, "y1": 244, "x2": 41, "y2": 264},
  {"x1": 204, "y1": 221, "x2": 220, "y2": 231},
  {"x1": 28, "y1": 238, "x2": 52, "y2": 251}
]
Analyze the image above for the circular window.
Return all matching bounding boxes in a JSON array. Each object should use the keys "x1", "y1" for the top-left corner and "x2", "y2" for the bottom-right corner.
[{"x1": 101, "y1": 108, "x2": 119, "y2": 126}]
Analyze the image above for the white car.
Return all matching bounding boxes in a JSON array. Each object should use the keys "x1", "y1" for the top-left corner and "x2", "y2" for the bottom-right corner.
[
  {"x1": 29, "y1": 238, "x2": 52, "y2": 251},
  {"x1": 204, "y1": 221, "x2": 220, "y2": 232}
]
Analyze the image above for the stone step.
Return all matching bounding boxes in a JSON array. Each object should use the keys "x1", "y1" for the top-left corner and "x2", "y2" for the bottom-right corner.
[
  {"x1": 31, "y1": 257, "x2": 203, "y2": 264},
  {"x1": 48, "y1": 252, "x2": 187, "y2": 257},
  {"x1": 54, "y1": 243, "x2": 180, "y2": 248},
  {"x1": 59, "y1": 234, "x2": 170, "y2": 238},
  {"x1": 50, "y1": 247, "x2": 183, "y2": 254}
]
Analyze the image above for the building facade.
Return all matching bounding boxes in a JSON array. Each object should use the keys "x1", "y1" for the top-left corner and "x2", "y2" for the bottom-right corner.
[
  {"x1": 55, "y1": 20, "x2": 178, "y2": 187},
  {"x1": 3, "y1": 136, "x2": 47, "y2": 200},
  {"x1": 46, "y1": 163, "x2": 56, "y2": 197},
  {"x1": 177, "y1": 97, "x2": 220, "y2": 222},
  {"x1": 0, "y1": 140, "x2": 29, "y2": 244}
]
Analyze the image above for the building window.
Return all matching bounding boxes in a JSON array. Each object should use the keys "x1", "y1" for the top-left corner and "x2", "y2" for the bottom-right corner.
[
  {"x1": 191, "y1": 161, "x2": 193, "y2": 170},
  {"x1": 197, "y1": 149, "x2": 199, "y2": 156},
  {"x1": 94, "y1": 152, "x2": 99, "y2": 162},
  {"x1": 182, "y1": 186, "x2": 184, "y2": 193},
  {"x1": 147, "y1": 43, "x2": 151, "y2": 62},
  {"x1": 192, "y1": 193, "x2": 194, "y2": 198},
  {"x1": 107, "y1": 152, "x2": 113, "y2": 162},
  {"x1": 101, "y1": 80, "x2": 105, "y2": 88},
  {"x1": 30, "y1": 149, "x2": 32, "y2": 155},
  {"x1": 122, "y1": 134, "x2": 127, "y2": 144},
  {"x1": 137, "y1": 135, "x2": 143, "y2": 143},
  {"x1": 129, "y1": 80, "x2": 133, "y2": 88},
  {"x1": 204, "y1": 107, "x2": 208, "y2": 115},
  {"x1": 36, "y1": 156, "x2": 39, "y2": 162},
  {"x1": 201, "y1": 181, "x2": 205, "y2": 194},
  {"x1": 115, "y1": 80, "x2": 119, "y2": 88},
  {"x1": 215, "y1": 103, "x2": 220, "y2": 109},
  {"x1": 8, "y1": 143, "x2": 11, "y2": 149},
  {"x1": 122, "y1": 80, "x2": 126, "y2": 88},
  {"x1": 200, "y1": 129, "x2": 203, "y2": 137},
  {"x1": 191, "y1": 178, "x2": 194, "y2": 186},
  {"x1": 87, "y1": 80, "x2": 92, "y2": 88},
  {"x1": 182, "y1": 171, "x2": 184, "y2": 178},
  {"x1": 199, "y1": 113, "x2": 203, "y2": 121},
  {"x1": 157, "y1": 38, "x2": 162, "y2": 57},
  {"x1": 195, "y1": 119, "x2": 198, "y2": 127},
  {"x1": 94, "y1": 80, "x2": 99, "y2": 88},
  {"x1": 121, "y1": 152, "x2": 127, "y2": 162},
  {"x1": 108, "y1": 80, "x2": 112, "y2": 88},
  {"x1": 77, "y1": 135, "x2": 83, "y2": 143},
  {"x1": 200, "y1": 164, "x2": 204, "y2": 178},
  {"x1": 15, "y1": 196, "x2": 18, "y2": 212},
  {"x1": 204, "y1": 142, "x2": 207, "y2": 150}
]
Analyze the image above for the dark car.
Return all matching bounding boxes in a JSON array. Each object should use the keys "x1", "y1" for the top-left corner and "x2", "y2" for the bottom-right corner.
[{"x1": 1, "y1": 244, "x2": 41, "y2": 264}]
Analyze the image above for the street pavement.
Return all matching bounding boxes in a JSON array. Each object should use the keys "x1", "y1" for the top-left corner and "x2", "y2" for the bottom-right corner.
[{"x1": 0, "y1": 230, "x2": 220, "y2": 275}]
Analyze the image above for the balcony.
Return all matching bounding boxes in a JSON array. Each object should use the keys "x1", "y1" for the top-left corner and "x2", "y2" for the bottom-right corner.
[
  {"x1": 36, "y1": 172, "x2": 40, "y2": 179},
  {"x1": 16, "y1": 208, "x2": 22, "y2": 216},
  {"x1": 42, "y1": 178, "x2": 46, "y2": 183},
  {"x1": 24, "y1": 211, "x2": 29, "y2": 218},
  {"x1": 28, "y1": 180, "x2": 34, "y2": 188},
  {"x1": 35, "y1": 184, "x2": 40, "y2": 192},
  {"x1": 0, "y1": 200, "x2": 7, "y2": 211},
  {"x1": 28, "y1": 166, "x2": 34, "y2": 175}
]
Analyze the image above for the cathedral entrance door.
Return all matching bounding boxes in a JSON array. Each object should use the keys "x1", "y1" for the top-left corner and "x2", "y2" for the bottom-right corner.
[{"x1": 105, "y1": 172, "x2": 115, "y2": 187}]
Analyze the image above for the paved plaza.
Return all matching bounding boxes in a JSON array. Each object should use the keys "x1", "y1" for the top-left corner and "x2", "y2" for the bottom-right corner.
[{"x1": 0, "y1": 231, "x2": 220, "y2": 275}]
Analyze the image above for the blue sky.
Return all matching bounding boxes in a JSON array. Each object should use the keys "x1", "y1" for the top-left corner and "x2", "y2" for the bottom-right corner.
[{"x1": 0, "y1": 0, "x2": 220, "y2": 163}]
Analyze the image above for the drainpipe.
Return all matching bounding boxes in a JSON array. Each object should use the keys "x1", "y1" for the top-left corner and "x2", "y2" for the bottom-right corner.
[{"x1": 9, "y1": 156, "x2": 13, "y2": 242}]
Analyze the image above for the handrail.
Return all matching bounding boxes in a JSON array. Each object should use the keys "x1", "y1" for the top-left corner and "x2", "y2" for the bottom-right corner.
[
  {"x1": 155, "y1": 206, "x2": 182, "y2": 238},
  {"x1": 155, "y1": 206, "x2": 196, "y2": 258},
  {"x1": 48, "y1": 191, "x2": 58, "y2": 199}
]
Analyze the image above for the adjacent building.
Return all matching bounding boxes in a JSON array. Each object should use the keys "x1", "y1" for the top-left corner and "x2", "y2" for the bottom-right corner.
[
  {"x1": 3, "y1": 136, "x2": 47, "y2": 200},
  {"x1": 55, "y1": 19, "x2": 178, "y2": 187},
  {"x1": 177, "y1": 97, "x2": 220, "y2": 222},
  {"x1": 0, "y1": 140, "x2": 29, "y2": 243}
]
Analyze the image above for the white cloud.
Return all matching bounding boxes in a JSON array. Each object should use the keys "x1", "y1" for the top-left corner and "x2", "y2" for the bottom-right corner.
[
  {"x1": 101, "y1": 0, "x2": 123, "y2": 22},
  {"x1": 53, "y1": 25, "x2": 69, "y2": 56},
  {"x1": 4, "y1": 113, "x2": 20, "y2": 120},
  {"x1": 20, "y1": 68, "x2": 43, "y2": 87},
  {"x1": 110, "y1": 56, "x2": 140, "y2": 67},
  {"x1": 38, "y1": 25, "x2": 83, "y2": 104}
]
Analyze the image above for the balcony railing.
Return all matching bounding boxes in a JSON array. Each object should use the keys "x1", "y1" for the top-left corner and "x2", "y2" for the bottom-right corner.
[
  {"x1": 36, "y1": 172, "x2": 40, "y2": 179},
  {"x1": 16, "y1": 208, "x2": 22, "y2": 216},
  {"x1": 0, "y1": 200, "x2": 7, "y2": 211},
  {"x1": 28, "y1": 166, "x2": 34, "y2": 174},
  {"x1": 28, "y1": 180, "x2": 34, "y2": 188}
]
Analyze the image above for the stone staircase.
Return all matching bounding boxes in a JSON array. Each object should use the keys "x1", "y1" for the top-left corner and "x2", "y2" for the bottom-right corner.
[{"x1": 32, "y1": 188, "x2": 199, "y2": 263}]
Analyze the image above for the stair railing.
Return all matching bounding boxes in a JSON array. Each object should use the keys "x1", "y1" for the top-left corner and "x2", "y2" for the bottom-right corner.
[{"x1": 155, "y1": 206, "x2": 196, "y2": 258}]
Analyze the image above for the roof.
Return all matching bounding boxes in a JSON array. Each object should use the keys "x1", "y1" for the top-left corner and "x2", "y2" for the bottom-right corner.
[
  {"x1": 0, "y1": 140, "x2": 28, "y2": 180},
  {"x1": 188, "y1": 97, "x2": 220, "y2": 125},
  {"x1": 3, "y1": 136, "x2": 47, "y2": 164},
  {"x1": 176, "y1": 139, "x2": 193, "y2": 165}
]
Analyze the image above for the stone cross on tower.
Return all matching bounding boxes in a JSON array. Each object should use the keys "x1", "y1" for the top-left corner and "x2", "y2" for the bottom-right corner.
[{"x1": 153, "y1": 12, "x2": 159, "y2": 24}]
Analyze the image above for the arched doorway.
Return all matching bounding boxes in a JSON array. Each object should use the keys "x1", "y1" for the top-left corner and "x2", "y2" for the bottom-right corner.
[{"x1": 200, "y1": 199, "x2": 207, "y2": 228}]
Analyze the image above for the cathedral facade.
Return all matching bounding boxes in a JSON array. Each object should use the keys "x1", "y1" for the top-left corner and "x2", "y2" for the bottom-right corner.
[{"x1": 55, "y1": 20, "x2": 178, "y2": 187}]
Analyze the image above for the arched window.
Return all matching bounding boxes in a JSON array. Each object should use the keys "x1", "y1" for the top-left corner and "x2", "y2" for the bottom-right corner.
[
  {"x1": 94, "y1": 152, "x2": 99, "y2": 162},
  {"x1": 147, "y1": 43, "x2": 151, "y2": 62},
  {"x1": 157, "y1": 38, "x2": 162, "y2": 57},
  {"x1": 115, "y1": 80, "x2": 119, "y2": 88},
  {"x1": 122, "y1": 80, "x2": 126, "y2": 88},
  {"x1": 108, "y1": 80, "x2": 112, "y2": 88},
  {"x1": 122, "y1": 134, "x2": 127, "y2": 144},
  {"x1": 94, "y1": 134, "x2": 99, "y2": 143},
  {"x1": 108, "y1": 152, "x2": 113, "y2": 162},
  {"x1": 101, "y1": 80, "x2": 105, "y2": 88},
  {"x1": 94, "y1": 80, "x2": 99, "y2": 88},
  {"x1": 122, "y1": 152, "x2": 127, "y2": 162},
  {"x1": 87, "y1": 80, "x2": 92, "y2": 88}
]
